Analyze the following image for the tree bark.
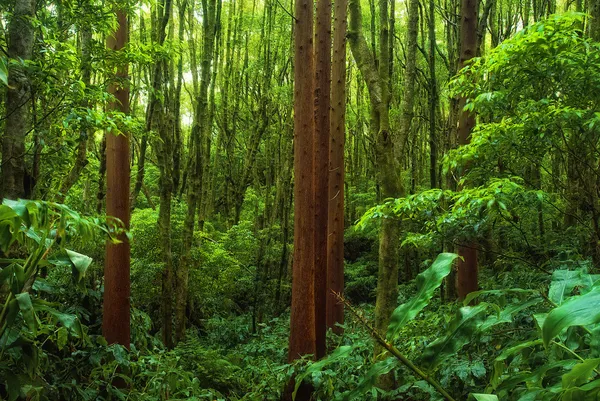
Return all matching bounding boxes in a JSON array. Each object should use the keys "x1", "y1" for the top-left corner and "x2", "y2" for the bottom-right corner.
[
  {"x1": 314, "y1": 0, "x2": 332, "y2": 360},
  {"x1": 57, "y1": 26, "x2": 93, "y2": 202},
  {"x1": 327, "y1": 0, "x2": 348, "y2": 337},
  {"x1": 1, "y1": 0, "x2": 36, "y2": 199},
  {"x1": 288, "y1": 0, "x2": 317, "y2": 367},
  {"x1": 456, "y1": 0, "x2": 479, "y2": 301},
  {"x1": 103, "y1": 6, "x2": 131, "y2": 350},
  {"x1": 175, "y1": 0, "x2": 220, "y2": 344}
]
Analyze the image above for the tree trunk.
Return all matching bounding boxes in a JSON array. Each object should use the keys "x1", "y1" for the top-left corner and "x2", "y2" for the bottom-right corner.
[
  {"x1": 103, "y1": 6, "x2": 131, "y2": 350},
  {"x1": 428, "y1": 0, "x2": 438, "y2": 188},
  {"x1": 326, "y1": 0, "x2": 347, "y2": 337},
  {"x1": 175, "y1": 0, "x2": 220, "y2": 344},
  {"x1": 314, "y1": 0, "x2": 332, "y2": 360},
  {"x1": 151, "y1": 0, "x2": 175, "y2": 349},
  {"x1": 288, "y1": 0, "x2": 317, "y2": 373},
  {"x1": 1, "y1": 0, "x2": 36, "y2": 199},
  {"x1": 57, "y1": 26, "x2": 93, "y2": 202},
  {"x1": 456, "y1": 0, "x2": 479, "y2": 301}
]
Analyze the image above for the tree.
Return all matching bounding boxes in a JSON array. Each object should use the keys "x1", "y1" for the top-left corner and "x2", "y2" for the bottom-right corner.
[
  {"x1": 348, "y1": 0, "x2": 418, "y2": 383},
  {"x1": 1, "y1": 0, "x2": 36, "y2": 199},
  {"x1": 102, "y1": 4, "x2": 131, "y2": 349},
  {"x1": 327, "y1": 0, "x2": 348, "y2": 336},
  {"x1": 288, "y1": 0, "x2": 316, "y2": 395},
  {"x1": 175, "y1": 0, "x2": 221, "y2": 344},
  {"x1": 150, "y1": 0, "x2": 175, "y2": 349},
  {"x1": 455, "y1": 0, "x2": 479, "y2": 301},
  {"x1": 314, "y1": 0, "x2": 332, "y2": 360}
]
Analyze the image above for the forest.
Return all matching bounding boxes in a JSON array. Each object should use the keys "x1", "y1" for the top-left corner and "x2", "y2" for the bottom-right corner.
[{"x1": 1, "y1": 0, "x2": 600, "y2": 398}]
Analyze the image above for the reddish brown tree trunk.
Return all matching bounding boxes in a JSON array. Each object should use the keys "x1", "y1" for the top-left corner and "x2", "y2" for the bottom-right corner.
[
  {"x1": 456, "y1": 0, "x2": 478, "y2": 301},
  {"x1": 102, "y1": 7, "x2": 131, "y2": 350},
  {"x1": 314, "y1": 0, "x2": 332, "y2": 360},
  {"x1": 287, "y1": 0, "x2": 316, "y2": 394},
  {"x1": 326, "y1": 0, "x2": 347, "y2": 336}
]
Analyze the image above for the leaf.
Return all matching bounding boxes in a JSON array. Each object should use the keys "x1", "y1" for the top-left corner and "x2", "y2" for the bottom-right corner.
[
  {"x1": 35, "y1": 302, "x2": 84, "y2": 338},
  {"x1": 387, "y1": 253, "x2": 458, "y2": 340},
  {"x1": 549, "y1": 270, "x2": 600, "y2": 305},
  {"x1": 463, "y1": 288, "x2": 538, "y2": 306},
  {"x1": 542, "y1": 286, "x2": 600, "y2": 347},
  {"x1": 0, "y1": 58, "x2": 7, "y2": 86},
  {"x1": 469, "y1": 394, "x2": 498, "y2": 401},
  {"x1": 15, "y1": 293, "x2": 37, "y2": 336},
  {"x1": 293, "y1": 346, "x2": 353, "y2": 399},
  {"x1": 5, "y1": 372, "x2": 20, "y2": 401},
  {"x1": 66, "y1": 249, "x2": 93, "y2": 282},
  {"x1": 57, "y1": 326, "x2": 68, "y2": 350},
  {"x1": 421, "y1": 303, "x2": 489, "y2": 370},
  {"x1": 342, "y1": 358, "x2": 397, "y2": 401},
  {"x1": 0, "y1": 205, "x2": 20, "y2": 253},
  {"x1": 562, "y1": 359, "x2": 600, "y2": 389},
  {"x1": 480, "y1": 298, "x2": 542, "y2": 331}
]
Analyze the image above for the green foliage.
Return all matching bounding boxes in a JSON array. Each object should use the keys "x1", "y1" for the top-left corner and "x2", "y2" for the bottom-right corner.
[
  {"x1": 387, "y1": 253, "x2": 458, "y2": 341},
  {"x1": 0, "y1": 199, "x2": 121, "y2": 400}
]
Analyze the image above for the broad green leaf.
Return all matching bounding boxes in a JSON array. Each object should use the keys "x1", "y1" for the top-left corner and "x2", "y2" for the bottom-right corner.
[
  {"x1": 6, "y1": 372, "x2": 20, "y2": 401},
  {"x1": 491, "y1": 340, "x2": 543, "y2": 389},
  {"x1": 469, "y1": 394, "x2": 498, "y2": 401},
  {"x1": 293, "y1": 345, "x2": 353, "y2": 400},
  {"x1": 542, "y1": 286, "x2": 600, "y2": 347},
  {"x1": 421, "y1": 303, "x2": 489, "y2": 370},
  {"x1": 549, "y1": 270, "x2": 600, "y2": 305},
  {"x1": 0, "y1": 205, "x2": 20, "y2": 253},
  {"x1": 57, "y1": 326, "x2": 68, "y2": 350},
  {"x1": 66, "y1": 249, "x2": 93, "y2": 282},
  {"x1": 0, "y1": 58, "x2": 7, "y2": 86},
  {"x1": 387, "y1": 253, "x2": 458, "y2": 340},
  {"x1": 34, "y1": 302, "x2": 84, "y2": 338},
  {"x1": 562, "y1": 359, "x2": 600, "y2": 389},
  {"x1": 480, "y1": 298, "x2": 542, "y2": 331},
  {"x1": 342, "y1": 358, "x2": 397, "y2": 401},
  {"x1": 463, "y1": 288, "x2": 538, "y2": 306},
  {"x1": 15, "y1": 293, "x2": 37, "y2": 336}
]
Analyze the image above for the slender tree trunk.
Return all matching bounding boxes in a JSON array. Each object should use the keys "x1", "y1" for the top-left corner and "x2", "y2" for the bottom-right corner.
[
  {"x1": 1, "y1": 0, "x2": 36, "y2": 199},
  {"x1": 428, "y1": 0, "x2": 438, "y2": 188},
  {"x1": 58, "y1": 26, "x2": 93, "y2": 201},
  {"x1": 326, "y1": 0, "x2": 347, "y2": 337},
  {"x1": 314, "y1": 0, "x2": 332, "y2": 360},
  {"x1": 456, "y1": 0, "x2": 479, "y2": 301},
  {"x1": 286, "y1": 0, "x2": 316, "y2": 394},
  {"x1": 97, "y1": 134, "x2": 107, "y2": 214},
  {"x1": 175, "y1": 0, "x2": 220, "y2": 344},
  {"x1": 103, "y1": 6, "x2": 131, "y2": 350},
  {"x1": 151, "y1": 0, "x2": 175, "y2": 349}
]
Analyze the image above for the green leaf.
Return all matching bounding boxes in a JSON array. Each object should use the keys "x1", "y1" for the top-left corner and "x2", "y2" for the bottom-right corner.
[
  {"x1": 342, "y1": 358, "x2": 397, "y2": 401},
  {"x1": 5, "y1": 372, "x2": 20, "y2": 401},
  {"x1": 480, "y1": 298, "x2": 542, "y2": 331},
  {"x1": 549, "y1": 270, "x2": 600, "y2": 305},
  {"x1": 562, "y1": 359, "x2": 600, "y2": 389},
  {"x1": 15, "y1": 293, "x2": 37, "y2": 336},
  {"x1": 0, "y1": 205, "x2": 20, "y2": 253},
  {"x1": 387, "y1": 253, "x2": 458, "y2": 340},
  {"x1": 542, "y1": 286, "x2": 600, "y2": 347},
  {"x1": 421, "y1": 303, "x2": 489, "y2": 370},
  {"x1": 66, "y1": 249, "x2": 93, "y2": 282},
  {"x1": 293, "y1": 346, "x2": 353, "y2": 399},
  {"x1": 0, "y1": 58, "x2": 7, "y2": 86},
  {"x1": 56, "y1": 326, "x2": 68, "y2": 350},
  {"x1": 469, "y1": 394, "x2": 498, "y2": 401}
]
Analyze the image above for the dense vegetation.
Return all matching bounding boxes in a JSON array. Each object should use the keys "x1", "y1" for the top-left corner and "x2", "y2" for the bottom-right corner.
[{"x1": 2, "y1": 0, "x2": 600, "y2": 399}]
